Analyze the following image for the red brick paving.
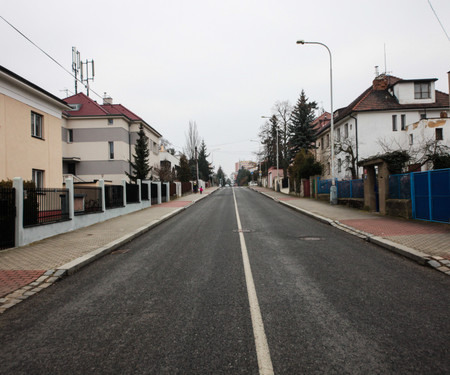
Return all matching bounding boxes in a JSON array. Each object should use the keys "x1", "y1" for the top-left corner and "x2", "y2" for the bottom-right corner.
[
  {"x1": 0, "y1": 270, "x2": 45, "y2": 298},
  {"x1": 340, "y1": 218, "x2": 449, "y2": 237}
]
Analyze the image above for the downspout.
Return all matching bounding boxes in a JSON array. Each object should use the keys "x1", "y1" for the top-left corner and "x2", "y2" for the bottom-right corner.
[{"x1": 349, "y1": 114, "x2": 358, "y2": 178}]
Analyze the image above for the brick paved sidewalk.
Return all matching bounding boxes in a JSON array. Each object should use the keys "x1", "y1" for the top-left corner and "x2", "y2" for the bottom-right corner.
[
  {"x1": 0, "y1": 188, "x2": 217, "y2": 307},
  {"x1": 252, "y1": 186, "x2": 450, "y2": 273}
]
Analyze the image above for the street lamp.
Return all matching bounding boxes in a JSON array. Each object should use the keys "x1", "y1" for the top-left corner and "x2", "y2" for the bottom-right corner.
[
  {"x1": 262, "y1": 115, "x2": 280, "y2": 192},
  {"x1": 296, "y1": 40, "x2": 337, "y2": 204}
]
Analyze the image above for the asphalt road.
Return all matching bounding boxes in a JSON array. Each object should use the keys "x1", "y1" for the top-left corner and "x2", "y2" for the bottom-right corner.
[{"x1": 0, "y1": 187, "x2": 449, "y2": 374}]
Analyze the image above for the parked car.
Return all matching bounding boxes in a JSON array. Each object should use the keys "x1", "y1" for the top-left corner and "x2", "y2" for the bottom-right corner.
[{"x1": 249, "y1": 181, "x2": 258, "y2": 186}]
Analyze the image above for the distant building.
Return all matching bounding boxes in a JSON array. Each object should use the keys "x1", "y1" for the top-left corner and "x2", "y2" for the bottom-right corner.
[
  {"x1": 0, "y1": 65, "x2": 70, "y2": 187},
  {"x1": 62, "y1": 93, "x2": 162, "y2": 184},
  {"x1": 235, "y1": 160, "x2": 257, "y2": 172}
]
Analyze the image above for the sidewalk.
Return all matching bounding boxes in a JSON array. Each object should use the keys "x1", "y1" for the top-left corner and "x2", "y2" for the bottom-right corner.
[
  {"x1": 0, "y1": 188, "x2": 218, "y2": 313},
  {"x1": 252, "y1": 186, "x2": 450, "y2": 276}
]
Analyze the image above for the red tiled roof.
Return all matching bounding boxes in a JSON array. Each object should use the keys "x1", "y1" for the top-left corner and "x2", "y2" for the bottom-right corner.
[
  {"x1": 101, "y1": 103, "x2": 142, "y2": 121},
  {"x1": 315, "y1": 75, "x2": 449, "y2": 136},
  {"x1": 64, "y1": 92, "x2": 109, "y2": 116}
]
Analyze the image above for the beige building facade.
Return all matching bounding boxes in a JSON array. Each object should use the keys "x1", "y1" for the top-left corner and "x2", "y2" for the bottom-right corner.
[{"x1": 0, "y1": 66, "x2": 70, "y2": 187}]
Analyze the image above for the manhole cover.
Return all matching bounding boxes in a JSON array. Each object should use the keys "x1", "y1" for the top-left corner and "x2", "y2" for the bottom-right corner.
[
  {"x1": 298, "y1": 236, "x2": 323, "y2": 241},
  {"x1": 111, "y1": 249, "x2": 130, "y2": 254}
]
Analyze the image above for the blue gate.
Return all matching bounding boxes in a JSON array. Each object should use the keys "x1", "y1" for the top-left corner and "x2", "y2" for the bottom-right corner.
[{"x1": 412, "y1": 169, "x2": 450, "y2": 223}]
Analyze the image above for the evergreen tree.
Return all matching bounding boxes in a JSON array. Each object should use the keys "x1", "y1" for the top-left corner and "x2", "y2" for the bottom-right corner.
[
  {"x1": 288, "y1": 90, "x2": 318, "y2": 159},
  {"x1": 178, "y1": 154, "x2": 192, "y2": 183},
  {"x1": 216, "y1": 166, "x2": 226, "y2": 186},
  {"x1": 126, "y1": 124, "x2": 151, "y2": 183},
  {"x1": 198, "y1": 140, "x2": 212, "y2": 181}
]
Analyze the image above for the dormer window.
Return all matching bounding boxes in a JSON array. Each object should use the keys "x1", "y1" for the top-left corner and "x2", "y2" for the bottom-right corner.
[{"x1": 414, "y1": 82, "x2": 431, "y2": 99}]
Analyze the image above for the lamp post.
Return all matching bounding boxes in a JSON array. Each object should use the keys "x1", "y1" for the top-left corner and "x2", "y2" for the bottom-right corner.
[
  {"x1": 262, "y1": 115, "x2": 280, "y2": 191},
  {"x1": 296, "y1": 40, "x2": 337, "y2": 204}
]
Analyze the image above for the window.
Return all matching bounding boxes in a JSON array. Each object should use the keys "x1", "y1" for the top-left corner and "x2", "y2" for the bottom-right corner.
[
  {"x1": 392, "y1": 115, "x2": 397, "y2": 131},
  {"x1": 108, "y1": 118, "x2": 114, "y2": 125},
  {"x1": 414, "y1": 82, "x2": 431, "y2": 99},
  {"x1": 436, "y1": 128, "x2": 443, "y2": 141},
  {"x1": 32, "y1": 169, "x2": 44, "y2": 188},
  {"x1": 344, "y1": 123, "x2": 349, "y2": 139},
  {"x1": 409, "y1": 134, "x2": 414, "y2": 145},
  {"x1": 68, "y1": 163, "x2": 76, "y2": 175},
  {"x1": 401, "y1": 115, "x2": 406, "y2": 131},
  {"x1": 108, "y1": 141, "x2": 114, "y2": 159},
  {"x1": 67, "y1": 129, "x2": 73, "y2": 143},
  {"x1": 336, "y1": 128, "x2": 341, "y2": 142},
  {"x1": 31, "y1": 112, "x2": 43, "y2": 138},
  {"x1": 338, "y1": 159, "x2": 342, "y2": 173},
  {"x1": 326, "y1": 134, "x2": 330, "y2": 148},
  {"x1": 321, "y1": 137, "x2": 324, "y2": 150}
]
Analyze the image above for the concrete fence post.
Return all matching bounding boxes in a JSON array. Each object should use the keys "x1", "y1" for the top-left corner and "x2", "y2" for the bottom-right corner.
[
  {"x1": 99, "y1": 179, "x2": 105, "y2": 211},
  {"x1": 137, "y1": 179, "x2": 142, "y2": 203},
  {"x1": 156, "y1": 181, "x2": 162, "y2": 205},
  {"x1": 122, "y1": 179, "x2": 127, "y2": 206},
  {"x1": 65, "y1": 177, "x2": 74, "y2": 220}
]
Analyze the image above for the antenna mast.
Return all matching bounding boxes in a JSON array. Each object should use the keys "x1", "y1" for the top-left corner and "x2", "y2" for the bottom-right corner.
[
  {"x1": 81, "y1": 59, "x2": 95, "y2": 97},
  {"x1": 71, "y1": 47, "x2": 80, "y2": 94}
]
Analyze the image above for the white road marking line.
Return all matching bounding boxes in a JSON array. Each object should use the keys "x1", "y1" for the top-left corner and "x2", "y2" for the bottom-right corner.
[{"x1": 233, "y1": 189, "x2": 274, "y2": 375}]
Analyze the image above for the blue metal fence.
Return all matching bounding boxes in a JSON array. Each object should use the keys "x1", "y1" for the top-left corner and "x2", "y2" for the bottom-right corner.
[
  {"x1": 336, "y1": 179, "x2": 364, "y2": 199},
  {"x1": 389, "y1": 173, "x2": 411, "y2": 199},
  {"x1": 412, "y1": 168, "x2": 450, "y2": 223}
]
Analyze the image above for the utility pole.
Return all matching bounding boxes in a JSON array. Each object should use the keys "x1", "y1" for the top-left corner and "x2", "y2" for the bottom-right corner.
[{"x1": 195, "y1": 146, "x2": 199, "y2": 189}]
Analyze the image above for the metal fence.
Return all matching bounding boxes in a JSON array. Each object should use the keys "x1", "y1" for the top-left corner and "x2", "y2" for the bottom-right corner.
[
  {"x1": 317, "y1": 179, "x2": 333, "y2": 194},
  {"x1": 389, "y1": 173, "x2": 411, "y2": 199},
  {"x1": 141, "y1": 182, "x2": 149, "y2": 201},
  {"x1": 74, "y1": 186, "x2": 102, "y2": 215},
  {"x1": 105, "y1": 185, "x2": 124, "y2": 209},
  {"x1": 0, "y1": 187, "x2": 15, "y2": 249},
  {"x1": 162, "y1": 183, "x2": 167, "y2": 203},
  {"x1": 337, "y1": 179, "x2": 364, "y2": 199},
  {"x1": 151, "y1": 183, "x2": 158, "y2": 205},
  {"x1": 23, "y1": 188, "x2": 70, "y2": 227},
  {"x1": 170, "y1": 183, "x2": 177, "y2": 197},
  {"x1": 126, "y1": 183, "x2": 140, "y2": 204}
]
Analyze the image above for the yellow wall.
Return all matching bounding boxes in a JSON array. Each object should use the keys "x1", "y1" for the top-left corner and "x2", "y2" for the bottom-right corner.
[{"x1": 0, "y1": 94, "x2": 63, "y2": 187}]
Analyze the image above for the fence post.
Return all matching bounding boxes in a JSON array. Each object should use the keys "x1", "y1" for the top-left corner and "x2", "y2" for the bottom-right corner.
[
  {"x1": 65, "y1": 177, "x2": 74, "y2": 220},
  {"x1": 156, "y1": 181, "x2": 162, "y2": 205},
  {"x1": 165, "y1": 182, "x2": 170, "y2": 202},
  {"x1": 122, "y1": 179, "x2": 127, "y2": 207},
  {"x1": 98, "y1": 179, "x2": 105, "y2": 212},
  {"x1": 137, "y1": 179, "x2": 142, "y2": 203},
  {"x1": 13, "y1": 177, "x2": 24, "y2": 247}
]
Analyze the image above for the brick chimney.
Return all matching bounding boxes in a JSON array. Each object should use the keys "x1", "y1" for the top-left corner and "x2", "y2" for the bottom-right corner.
[{"x1": 373, "y1": 74, "x2": 389, "y2": 91}]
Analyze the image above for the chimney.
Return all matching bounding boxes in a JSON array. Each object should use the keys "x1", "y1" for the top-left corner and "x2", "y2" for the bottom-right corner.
[
  {"x1": 103, "y1": 92, "x2": 113, "y2": 105},
  {"x1": 373, "y1": 74, "x2": 388, "y2": 91}
]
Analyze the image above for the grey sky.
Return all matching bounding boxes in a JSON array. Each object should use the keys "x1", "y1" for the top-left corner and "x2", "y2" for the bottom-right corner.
[{"x1": 1, "y1": 0, "x2": 449, "y2": 176}]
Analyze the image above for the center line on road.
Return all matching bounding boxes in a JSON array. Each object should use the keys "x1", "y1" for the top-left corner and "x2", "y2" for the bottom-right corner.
[{"x1": 233, "y1": 188, "x2": 274, "y2": 375}]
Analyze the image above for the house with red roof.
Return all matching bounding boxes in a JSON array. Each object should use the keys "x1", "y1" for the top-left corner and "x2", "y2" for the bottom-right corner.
[
  {"x1": 315, "y1": 73, "x2": 449, "y2": 180},
  {"x1": 62, "y1": 93, "x2": 162, "y2": 184}
]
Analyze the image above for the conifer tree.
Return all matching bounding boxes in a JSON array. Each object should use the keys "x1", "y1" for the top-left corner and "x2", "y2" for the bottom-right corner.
[
  {"x1": 178, "y1": 154, "x2": 192, "y2": 183},
  {"x1": 288, "y1": 90, "x2": 318, "y2": 159},
  {"x1": 126, "y1": 124, "x2": 151, "y2": 183}
]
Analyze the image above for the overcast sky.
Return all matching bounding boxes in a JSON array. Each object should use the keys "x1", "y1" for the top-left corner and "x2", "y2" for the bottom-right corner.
[{"x1": 1, "y1": 0, "x2": 449, "y2": 176}]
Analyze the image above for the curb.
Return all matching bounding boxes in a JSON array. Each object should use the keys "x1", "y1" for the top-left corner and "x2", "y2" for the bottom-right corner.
[
  {"x1": 0, "y1": 190, "x2": 217, "y2": 313},
  {"x1": 252, "y1": 188, "x2": 449, "y2": 274}
]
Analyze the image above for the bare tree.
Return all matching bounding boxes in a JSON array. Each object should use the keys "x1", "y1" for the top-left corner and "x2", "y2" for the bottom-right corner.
[
  {"x1": 272, "y1": 100, "x2": 292, "y2": 177},
  {"x1": 335, "y1": 137, "x2": 358, "y2": 179},
  {"x1": 183, "y1": 121, "x2": 200, "y2": 161}
]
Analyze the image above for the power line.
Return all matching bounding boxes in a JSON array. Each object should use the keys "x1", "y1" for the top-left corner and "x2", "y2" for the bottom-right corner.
[
  {"x1": 0, "y1": 14, "x2": 104, "y2": 100},
  {"x1": 427, "y1": 0, "x2": 450, "y2": 43}
]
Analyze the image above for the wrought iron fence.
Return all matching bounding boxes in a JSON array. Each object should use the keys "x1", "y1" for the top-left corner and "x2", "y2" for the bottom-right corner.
[
  {"x1": 141, "y1": 182, "x2": 149, "y2": 201},
  {"x1": 0, "y1": 187, "x2": 15, "y2": 249},
  {"x1": 105, "y1": 185, "x2": 124, "y2": 209},
  {"x1": 23, "y1": 188, "x2": 70, "y2": 227},
  {"x1": 389, "y1": 173, "x2": 411, "y2": 199},
  {"x1": 74, "y1": 186, "x2": 102, "y2": 215},
  {"x1": 126, "y1": 183, "x2": 139, "y2": 204}
]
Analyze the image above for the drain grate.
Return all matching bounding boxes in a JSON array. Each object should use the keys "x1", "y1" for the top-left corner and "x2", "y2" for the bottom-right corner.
[
  {"x1": 111, "y1": 249, "x2": 130, "y2": 254},
  {"x1": 298, "y1": 236, "x2": 323, "y2": 241}
]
